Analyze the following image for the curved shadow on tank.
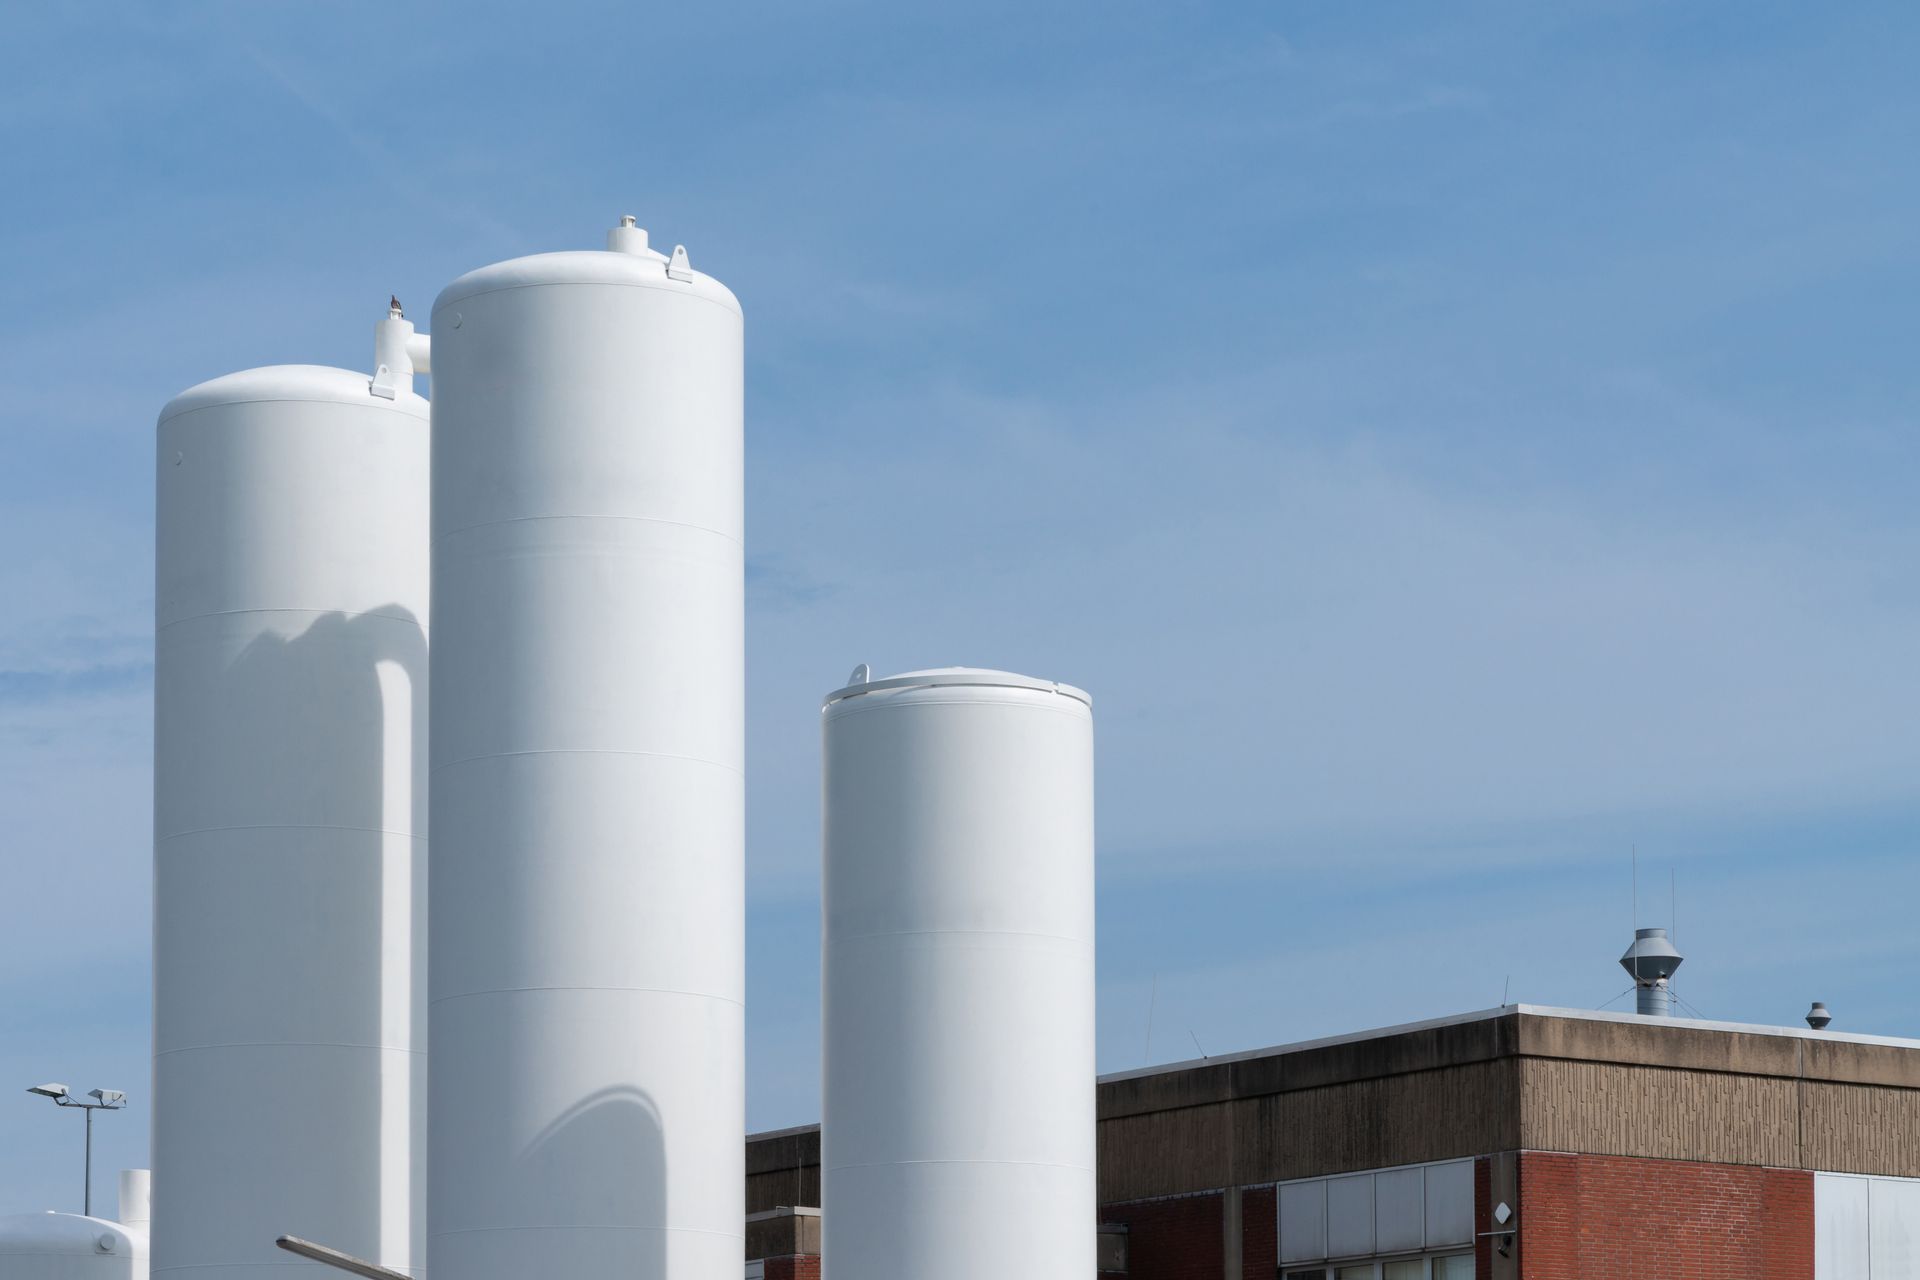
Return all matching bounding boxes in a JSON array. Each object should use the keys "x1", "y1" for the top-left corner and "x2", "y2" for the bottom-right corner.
[
  {"x1": 516, "y1": 1085, "x2": 669, "y2": 1273},
  {"x1": 153, "y1": 604, "x2": 425, "y2": 1274}
]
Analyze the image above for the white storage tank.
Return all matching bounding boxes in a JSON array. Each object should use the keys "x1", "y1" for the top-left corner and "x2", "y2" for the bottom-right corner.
[
  {"x1": 154, "y1": 360, "x2": 428, "y2": 1278},
  {"x1": 0, "y1": 1173, "x2": 149, "y2": 1280},
  {"x1": 821, "y1": 667, "x2": 1096, "y2": 1279},
  {"x1": 427, "y1": 220, "x2": 744, "y2": 1280},
  {"x1": 0, "y1": 1211, "x2": 144, "y2": 1280}
]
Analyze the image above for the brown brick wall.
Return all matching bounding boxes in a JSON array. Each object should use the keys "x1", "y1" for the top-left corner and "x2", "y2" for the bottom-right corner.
[
  {"x1": 763, "y1": 1258, "x2": 820, "y2": 1280},
  {"x1": 1101, "y1": 1060, "x2": 1520, "y2": 1202},
  {"x1": 1516, "y1": 1151, "x2": 1811, "y2": 1280},
  {"x1": 1099, "y1": 1193, "x2": 1225, "y2": 1280},
  {"x1": 747, "y1": 1126, "x2": 821, "y2": 1214},
  {"x1": 1517, "y1": 1030, "x2": 1920, "y2": 1179},
  {"x1": 1800, "y1": 1079, "x2": 1920, "y2": 1177},
  {"x1": 1521, "y1": 1059, "x2": 1800, "y2": 1167}
]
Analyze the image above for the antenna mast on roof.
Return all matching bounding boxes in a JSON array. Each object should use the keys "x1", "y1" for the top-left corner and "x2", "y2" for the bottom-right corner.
[
  {"x1": 1143, "y1": 973, "x2": 1158, "y2": 1066},
  {"x1": 1631, "y1": 846, "x2": 1641, "y2": 987}
]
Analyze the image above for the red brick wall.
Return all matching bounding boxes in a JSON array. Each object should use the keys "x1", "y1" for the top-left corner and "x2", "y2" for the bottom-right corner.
[
  {"x1": 763, "y1": 1257, "x2": 820, "y2": 1280},
  {"x1": 1100, "y1": 1193, "x2": 1225, "y2": 1279},
  {"x1": 1242, "y1": 1186, "x2": 1277, "y2": 1280},
  {"x1": 1516, "y1": 1151, "x2": 1812, "y2": 1280},
  {"x1": 1475, "y1": 1156, "x2": 1493, "y2": 1280}
]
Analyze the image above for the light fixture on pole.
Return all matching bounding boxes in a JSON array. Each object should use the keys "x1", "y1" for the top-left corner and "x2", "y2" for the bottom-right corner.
[{"x1": 26, "y1": 1083, "x2": 126, "y2": 1216}]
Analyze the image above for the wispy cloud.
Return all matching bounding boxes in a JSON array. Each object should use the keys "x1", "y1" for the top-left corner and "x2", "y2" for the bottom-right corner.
[
  {"x1": 239, "y1": 44, "x2": 527, "y2": 247},
  {"x1": 744, "y1": 365, "x2": 1920, "y2": 894},
  {"x1": 748, "y1": 554, "x2": 841, "y2": 610},
  {"x1": 0, "y1": 662, "x2": 151, "y2": 708}
]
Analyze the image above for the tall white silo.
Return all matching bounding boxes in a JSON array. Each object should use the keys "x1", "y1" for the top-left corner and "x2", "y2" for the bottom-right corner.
[
  {"x1": 153, "y1": 354, "x2": 428, "y2": 1278},
  {"x1": 427, "y1": 220, "x2": 745, "y2": 1280},
  {"x1": 821, "y1": 667, "x2": 1097, "y2": 1279}
]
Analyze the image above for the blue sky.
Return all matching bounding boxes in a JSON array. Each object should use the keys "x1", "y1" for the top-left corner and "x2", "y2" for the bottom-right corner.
[{"x1": 4, "y1": 0, "x2": 1919, "y2": 1216}]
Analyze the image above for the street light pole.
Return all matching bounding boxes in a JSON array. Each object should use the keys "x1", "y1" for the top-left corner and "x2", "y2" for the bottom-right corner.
[{"x1": 26, "y1": 1084, "x2": 126, "y2": 1216}]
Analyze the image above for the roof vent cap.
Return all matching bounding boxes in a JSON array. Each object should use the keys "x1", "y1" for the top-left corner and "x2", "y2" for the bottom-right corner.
[
  {"x1": 1619, "y1": 926, "x2": 1684, "y2": 1017},
  {"x1": 1618, "y1": 926, "x2": 1683, "y2": 982}
]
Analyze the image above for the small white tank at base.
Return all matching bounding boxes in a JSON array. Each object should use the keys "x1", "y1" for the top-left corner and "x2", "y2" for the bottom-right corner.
[
  {"x1": 0, "y1": 1170, "x2": 153, "y2": 1280},
  {"x1": 821, "y1": 667, "x2": 1096, "y2": 1279},
  {"x1": 153, "y1": 365, "x2": 428, "y2": 1279},
  {"x1": 0, "y1": 1213, "x2": 145, "y2": 1280}
]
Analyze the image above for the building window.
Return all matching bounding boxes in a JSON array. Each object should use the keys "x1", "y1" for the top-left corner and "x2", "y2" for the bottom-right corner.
[
  {"x1": 1278, "y1": 1158, "x2": 1474, "y2": 1267},
  {"x1": 1283, "y1": 1254, "x2": 1477, "y2": 1279}
]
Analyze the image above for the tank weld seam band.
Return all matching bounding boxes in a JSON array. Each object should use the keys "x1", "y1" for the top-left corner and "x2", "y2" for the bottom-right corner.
[
  {"x1": 158, "y1": 395, "x2": 428, "y2": 426},
  {"x1": 433, "y1": 276, "x2": 742, "y2": 317},
  {"x1": 834, "y1": 927, "x2": 1092, "y2": 946},
  {"x1": 157, "y1": 823, "x2": 423, "y2": 843},
  {"x1": 432, "y1": 747, "x2": 743, "y2": 777},
  {"x1": 824, "y1": 696, "x2": 1091, "y2": 724},
  {"x1": 153, "y1": 1265, "x2": 415, "y2": 1275},
  {"x1": 155, "y1": 1042, "x2": 421, "y2": 1057},
  {"x1": 430, "y1": 985, "x2": 744, "y2": 1008},
  {"x1": 428, "y1": 1224, "x2": 744, "y2": 1239},
  {"x1": 825, "y1": 1158, "x2": 1095, "y2": 1172},
  {"x1": 431, "y1": 512, "x2": 742, "y2": 548},
  {"x1": 156, "y1": 607, "x2": 424, "y2": 634},
  {"x1": 151, "y1": 1266, "x2": 416, "y2": 1276}
]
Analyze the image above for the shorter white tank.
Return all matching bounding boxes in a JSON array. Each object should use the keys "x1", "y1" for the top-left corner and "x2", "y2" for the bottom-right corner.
[
  {"x1": 821, "y1": 667, "x2": 1096, "y2": 1279},
  {"x1": 0, "y1": 1171, "x2": 151, "y2": 1280},
  {"x1": 154, "y1": 356, "x2": 428, "y2": 1279}
]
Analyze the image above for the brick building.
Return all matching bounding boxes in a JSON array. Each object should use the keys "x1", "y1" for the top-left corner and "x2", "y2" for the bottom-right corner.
[{"x1": 744, "y1": 1005, "x2": 1920, "y2": 1278}]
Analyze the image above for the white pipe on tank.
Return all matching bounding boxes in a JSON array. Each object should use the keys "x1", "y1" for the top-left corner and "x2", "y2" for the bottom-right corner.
[
  {"x1": 821, "y1": 667, "x2": 1097, "y2": 1279},
  {"x1": 606, "y1": 214, "x2": 665, "y2": 259},
  {"x1": 426, "y1": 221, "x2": 744, "y2": 1280},
  {"x1": 118, "y1": 1172, "x2": 149, "y2": 1280},
  {"x1": 372, "y1": 306, "x2": 430, "y2": 398},
  {"x1": 405, "y1": 331, "x2": 431, "y2": 373},
  {"x1": 153, "y1": 343, "x2": 428, "y2": 1280},
  {"x1": 115, "y1": 1173, "x2": 148, "y2": 1232}
]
